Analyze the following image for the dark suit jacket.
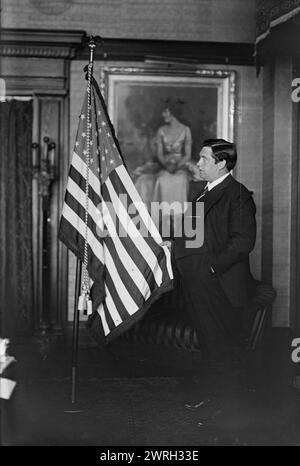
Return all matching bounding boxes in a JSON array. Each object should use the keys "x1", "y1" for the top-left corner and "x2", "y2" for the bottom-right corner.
[{"x1": 173, "y1": 174, "x2": 257, "y2": 308}]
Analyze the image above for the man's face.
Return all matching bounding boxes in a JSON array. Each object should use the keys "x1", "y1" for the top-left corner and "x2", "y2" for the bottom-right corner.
[{"x1": 197, "y1": 146, "x2": 223, "y2": 182}]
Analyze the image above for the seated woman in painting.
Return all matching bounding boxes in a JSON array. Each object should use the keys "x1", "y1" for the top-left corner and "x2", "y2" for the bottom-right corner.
[
  {"x1": 133, "y1": 99, "x2": 193, "y2": 236},
  {"x1": 153, "y1": 101, "x2": 192, "y2": 236}
]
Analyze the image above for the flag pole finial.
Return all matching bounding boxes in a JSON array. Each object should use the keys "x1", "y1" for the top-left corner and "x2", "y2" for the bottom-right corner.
[{"x1": 88, "y1": 36, "x2": 96, "y2": 66}]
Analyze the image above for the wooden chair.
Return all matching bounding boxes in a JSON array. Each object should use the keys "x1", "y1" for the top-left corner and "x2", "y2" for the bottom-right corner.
[{"x1": 244, "y1": 281, "x2": 276, "y2": 351}]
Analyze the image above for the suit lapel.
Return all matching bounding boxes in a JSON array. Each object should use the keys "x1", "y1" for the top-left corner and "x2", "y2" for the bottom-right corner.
[{"x1": 201, "y1": 175, "x2": 233, "y2": 216}]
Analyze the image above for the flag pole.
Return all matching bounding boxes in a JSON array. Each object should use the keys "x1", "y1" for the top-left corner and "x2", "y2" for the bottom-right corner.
[
  {"x1": 71, "y1": 257, "x2": 82, "y2": 405},
  {"x1": 69, "y1": 36, "x2": 96, "y2": 406}
]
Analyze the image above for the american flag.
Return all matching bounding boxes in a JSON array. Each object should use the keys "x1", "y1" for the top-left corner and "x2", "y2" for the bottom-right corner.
[{"x1": 58, "y1": 76, "x2": 173, "y2": 343}]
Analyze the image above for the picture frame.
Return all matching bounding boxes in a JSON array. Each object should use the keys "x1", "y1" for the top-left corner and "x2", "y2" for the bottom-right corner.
[{"x1": 100, "y1": 66, "x2": 236, "y2": 175}]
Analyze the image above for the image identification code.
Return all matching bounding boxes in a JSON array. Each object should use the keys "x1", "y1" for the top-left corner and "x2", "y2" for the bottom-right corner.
[{"x1": 99, "y1": 450, "x2": 199, "y2": 462}]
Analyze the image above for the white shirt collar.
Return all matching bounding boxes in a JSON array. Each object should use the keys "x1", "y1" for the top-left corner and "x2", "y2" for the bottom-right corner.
[{"x1": 206, "y1": 172, "x2": 230, "y2": 191}]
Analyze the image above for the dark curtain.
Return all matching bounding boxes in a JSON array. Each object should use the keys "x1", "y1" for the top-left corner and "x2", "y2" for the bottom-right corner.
[
  {"x1": 256, "y1": 0, "x2": 300, "y2": 40},
  {"x1": 255, "y1": 0, "x2": 300, "y2": 72},
  {"x1": 0, "y1": 99, "x2": 33, "y2": 339}
]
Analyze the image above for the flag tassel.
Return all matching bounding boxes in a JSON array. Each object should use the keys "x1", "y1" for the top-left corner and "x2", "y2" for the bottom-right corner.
[
  {"x1": 87, "y1": 298, "x2": 93, "y2": 316},
  {"x1": 77, "y1": 293, "x2": 87, "y2": 312},
  {"x1": 77, "y1": 292, "x2": 93, "y2": 316}
]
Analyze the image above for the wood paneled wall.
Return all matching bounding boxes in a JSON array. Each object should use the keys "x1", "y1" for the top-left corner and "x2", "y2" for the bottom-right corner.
[{"x1": 261, "y1": 56, "x2": 300, "y2": 328}]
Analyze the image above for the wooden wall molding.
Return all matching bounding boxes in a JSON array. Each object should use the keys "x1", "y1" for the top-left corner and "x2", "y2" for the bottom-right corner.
[
  {"x1": 0, "y1": 28, "x2": 85, "y2": 59},
  {"x1": 0, "y1": 45, "x2": 76, "y2": 59},
  {"x1": 78, "y1": 37, "x2": 255, "y2": 66},
  {"x1": 3, "y1": 77, "x2": 67, "y2": 94},
  {"x1": 0, "y1": 28, "x2": 255, "y2": 66}
]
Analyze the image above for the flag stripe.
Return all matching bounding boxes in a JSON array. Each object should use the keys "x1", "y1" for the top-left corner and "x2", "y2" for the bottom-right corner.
[
  {"x1": 102, "y1": 300, "x2": 120, "y2": 332},
  {"x1": 69, "y1": 164, "x2": 102, "y2": 209},
  {"x1": 100, "y1": 196, "x2": 152, "y2": 300},
  {"x1": 107, "y1": 168, "x2": 173, "y2": 289},
  {"x1": 102, "y1": 178, "x2": 163, "y2": 280},
  {"x1": 102, "y1": 202, "x2": 158, "y2": 295},
  {"x1": 109, "y1": 167, "x2": 173, "y2": 279},
  {"x1": 103, "y1": 243, "x2": 139, "y2": 314},
  {"x1": 117, "y1": 164, "x2": 173, "y2": 275},
  {"x1": 98, "y1": 303, "x2": 110, "y2": 336},
  {"x1": 62, "y1": 203, "x2": 104, "y2": 263},
  {"x1": 59, "y1": 216, "x2": 104, "y2": 282},
  {"x1": 72, "y1": 150, "x2": 101, "y2": 196},
  {"x1": 109, "y1": 167, "x2": 161, "y2": 244},
  {"x1": 69, "y1": 151, "x2": 168, "y2": 294},
  {"x1": 114, "y1": 166, "x2": 162, "y2": 244},
  {"x1": 68, "y1": 162, "x2": 161, "y2": 296},
  {"x1": 66, "y1": 177, "x2": 104, "y2": 236},
  {"x1": 104, "y1": 236, "x2": 149, "y2": 308},
  {"x1": 64, "y1": 191, "x2": 105, "y2": 248},
  {"x1": 99, "y1": 179, "x2": 160, "y2": 294},
  {"x1": 103, "y1": 176, "x2": 163, "y2": 286},
  {"x1": 66, "y1": 179, "x2": 153, "y2": 306},
  {"x1": 64, "y1": 190, "x2": 149, "y2": 311},
  {"x1": 107, "y1": 171, "x2": 163, "y2": 260},
  {"x1": 102, "y1": 260, "x2": 139, "y2": 322},
  {"x1": 104, "y1": 284, "x2": 123, "y2": 326}
]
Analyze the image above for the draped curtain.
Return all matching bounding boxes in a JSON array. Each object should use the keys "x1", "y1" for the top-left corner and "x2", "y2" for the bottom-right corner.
[
  {"x1": 255, "y1": 0, "x2": 300, "y2": 71},
  {"x1": 0, "y1": 99, "x2": 33, "y2": 339},
  {"x1": 256, "y1": 0, "x2": 300, "y2": 42}
]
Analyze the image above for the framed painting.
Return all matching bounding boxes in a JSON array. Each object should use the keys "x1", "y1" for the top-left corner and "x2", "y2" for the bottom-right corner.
[
  {"x1": 98, "y1": 66, "x2": 237, "y2": 318},
  {"x1": 100, "y1": 66, "x2": 236, "y2": 176}
]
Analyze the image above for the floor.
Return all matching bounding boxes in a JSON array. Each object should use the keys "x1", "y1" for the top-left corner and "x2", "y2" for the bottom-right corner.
[{"x1": 1, "y1": 330, "x2": 300, "y2": 446}]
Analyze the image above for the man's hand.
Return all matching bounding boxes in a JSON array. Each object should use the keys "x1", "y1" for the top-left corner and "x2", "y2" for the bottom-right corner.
[
  {"x1": 185, "y1": 161, "x2": 202, "y2": 181},
  {"x1": 160, "y1": 240, "x2": 172, "y2": 250}
]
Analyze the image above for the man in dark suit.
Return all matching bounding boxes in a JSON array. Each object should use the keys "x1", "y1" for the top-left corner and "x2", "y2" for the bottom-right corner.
[{"x1": 173, "y1": 138, "x2": 257, "y2": 376}]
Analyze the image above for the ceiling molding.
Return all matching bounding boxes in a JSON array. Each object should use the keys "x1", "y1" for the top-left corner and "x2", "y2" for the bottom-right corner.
[
  {"x1": 0, "y1": 29, "x2": 255, "y2": 66},
  {"x1": 77, "y1": 37, "x2": 255, "y2": 66},
  {"x1": 0, "y1": 28, "x2": 85, "y2": 59},
  {"x1": 0, "y1": 45, "x2": 77, "y2": 58}
]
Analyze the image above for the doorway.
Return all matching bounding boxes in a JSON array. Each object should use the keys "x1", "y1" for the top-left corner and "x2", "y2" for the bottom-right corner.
[{"x1": 0, "y1": 98, "x2": 34, "y2": 338}]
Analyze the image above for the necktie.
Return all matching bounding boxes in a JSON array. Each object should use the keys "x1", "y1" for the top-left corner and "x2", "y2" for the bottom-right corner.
[{"x1": 196, "y1": 185, "x2": 209, "y2": 201}]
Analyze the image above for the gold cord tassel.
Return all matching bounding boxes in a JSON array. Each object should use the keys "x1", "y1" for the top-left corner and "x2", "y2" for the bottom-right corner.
[
  {"x1": 78, "y1": 54, "x2": 96, "y2": 317},
  {"x1": 87, "y1": 298, "x2": 93, "y2": 316},
  {"x1": 78, "y1": 293, "x2": 87, "y2": 312}
]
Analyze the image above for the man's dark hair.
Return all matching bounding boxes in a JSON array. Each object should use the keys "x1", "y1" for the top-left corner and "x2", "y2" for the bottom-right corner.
[{"x1": 202, "y1": 138, "x2": 237, "y2": 171}]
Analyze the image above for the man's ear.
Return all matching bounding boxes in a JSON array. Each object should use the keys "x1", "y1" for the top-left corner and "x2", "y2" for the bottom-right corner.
[{"x1": 218, "y1": 159, "x2": 227, "y2": 171}]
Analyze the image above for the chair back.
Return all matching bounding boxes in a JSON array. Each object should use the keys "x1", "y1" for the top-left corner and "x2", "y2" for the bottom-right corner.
[{"x1": 245, "y1": 281, "x2": 276, "y2": 351}]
